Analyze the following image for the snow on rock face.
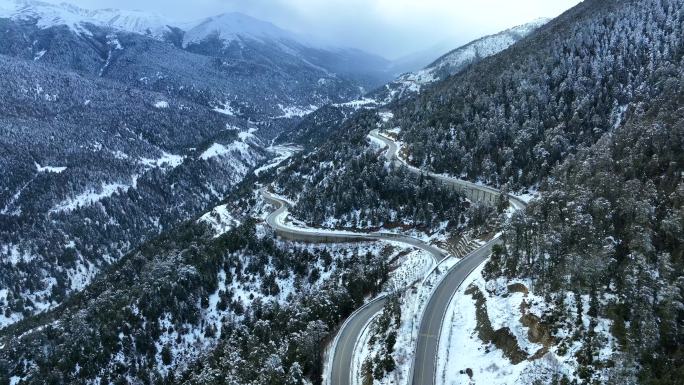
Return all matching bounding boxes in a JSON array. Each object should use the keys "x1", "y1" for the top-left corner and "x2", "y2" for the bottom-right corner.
[
  {"x1": 182, "y1": 12, "x2": 297, "y2": 47},
  {"x1": 428, "y1": 18, "x2": 549, "y2": 77},
  {"x1": 90, "y1": 8, "x2": 172, "y2": 37}
]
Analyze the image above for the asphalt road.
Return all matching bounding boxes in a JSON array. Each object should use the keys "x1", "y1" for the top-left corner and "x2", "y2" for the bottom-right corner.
[
  {"x1": 410, "y1": 236, "x2": 503, "y2": 385},
  {"x1": 369, "y1": 130, "x2": 528, "y2": 211},
  {"x1": 262, "y1": 130, "x2": 528, "y2": 385},
  {"x1": 371, "y1": 130, "x2": 529, "y2": 384},
  {"x1": 260, "y1": 189, "x2": 447, "y2": 385}
]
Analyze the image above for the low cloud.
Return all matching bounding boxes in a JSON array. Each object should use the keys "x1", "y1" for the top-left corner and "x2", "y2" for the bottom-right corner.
[{"x1": 50, "y1": 0, "x2": 581, "y2": 58}]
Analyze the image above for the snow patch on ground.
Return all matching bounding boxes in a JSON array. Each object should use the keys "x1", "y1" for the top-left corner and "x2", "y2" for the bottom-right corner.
[
  {"x1": 50, "y1": 181, "x2": 132, "y2": 213},
  {"x1": 199, "y1": 204, "x2": 241, "y2": 237},
  {"x1": 139, "y1": 152, "x2": 184, "y2": 169},
  {"x1": 67, "y1": 258, "x2": 99, "y2": 291},
  {"x1": 33, "y1": 49, "x2": 46, "y2": 61},
  {"x1": 237, "y1": 126, "x2": 258, "y2": 142},
  {"x1": 1, "y1": 244, "x2": 35, "y2": 266},
  {"x1": 35, "y1": 162, "x2": 66, "y2": 173},
  {"x1": 378, "y1": 111, "x2": 394, "y2": 123},
  {"x1": 200, "y1": 141, "x2": 251, "y2": 161},
  {"x1": 384, "y1": 249, "x2": 434, "y2": 293},
  {"x1": 0, "y1": 287, "x2": 22, "y2": 327},
  {"x1": 254, "y1": 144, "x2": 301, "y2": 176},
  {"x1": 213, "y1": 101, "x2": 238, "y2": 116},
  {"x1": 333, "y1": 98, "x2": 378, "y2": 109},
  {"x1": 276, "y1": 103, "x2": 318, "y2": 118}
]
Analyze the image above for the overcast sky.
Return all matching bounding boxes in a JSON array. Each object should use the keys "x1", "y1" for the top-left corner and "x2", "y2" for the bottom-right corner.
[{"x1": 54, "y1": 0, "x2": 582, "y2": 59}]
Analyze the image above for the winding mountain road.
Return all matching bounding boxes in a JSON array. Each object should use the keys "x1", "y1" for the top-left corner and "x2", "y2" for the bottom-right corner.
[
  {"x1": 260, "y1": 189, "x2": 447, "y2": 385},
  {"x1": 369, "y1": 130, "x2": 527, "y2": 211},
  {"x1": 369, "y1": 129, "x2": 528, "y2": 384},
  {"x1": 261, "y1": 129, "x2": 528, "y2": 385}
]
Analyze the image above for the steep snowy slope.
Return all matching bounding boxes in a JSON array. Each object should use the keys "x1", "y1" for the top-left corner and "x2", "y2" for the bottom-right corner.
[
  {"x1": 181, "y1": 12, "x2": 298, "y2": 47},
  {"x1": 0, "y1": 0, "x2": 388, "y2": 329},
  {"x1": 371, "y1": 19, "x2": 549, "y2": 102},
  {"x1": 0, "y1": 0, "x2": 393, "y2": 89},
  {"x1": 0, "y1": 0, "x2": 174, "y2": 37}
]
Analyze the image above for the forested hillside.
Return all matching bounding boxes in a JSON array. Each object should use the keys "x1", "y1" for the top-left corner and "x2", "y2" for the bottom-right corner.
[
  {"x1": 274, "y1": 111, "x2": 481, "y2": 235},
  {"x1": 0, "y1": 195, "x2": 394, "y2": 384},
  {"x1": 490, "y1": 75, "x2": 683, "y2": 383},
  {"x1": 0, "y1": 52, "x2": 268, "y2": 328},
  {"x1": 393, "y1": 0, "x2": 684, "y2": 189},
  {"x1": 374, "y1": 0, "x2": 683, "y2": 382},
  {"x1": 0, "y1": 0, "x2": 682, "y2": 384},
  {"x1": 0, "y1": 1, "x2": 385, "y2": 328}
]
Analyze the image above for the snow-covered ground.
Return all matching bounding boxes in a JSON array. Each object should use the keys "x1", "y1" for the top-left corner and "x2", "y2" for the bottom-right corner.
[
  {"x1": 48, "y1": 148, "x2": 188, "y2": 214},
  {"x1": 0, "y1": 288, "x2": 22, "y2": 327},
  {"x1": 199, "y1": 204, "x2": 241, "y2": 237},
  {"x1": 200, "y1": 142, "x2": 251, "y2": 160},
  {"x1": 276, "y1": 104, "x2": 319, "y2": 118},
  {"x1": 35, "y1": 162, "x2": 67, "y2": 173},
  {"x1": 139, "y1": 152, "x2": 184, "y2": 169},
  {"x1": 212, "y1": 101, "x2": 238, "y2": 116},
  {"x1": 181, "y1": 11, "x2": 298, "y2": 48},
  {"x1": 254, "y1": 144, "x2": 301, "y2": 176},
  {"x1": 50, "y1": 180, "x2": 134, "y2": 213},
  {"x1": 333, "y1": 98, "x2": 378, "y2": 109},
  {"x1": 436, "y1": 263, "x2": 616, "y2": 385}
]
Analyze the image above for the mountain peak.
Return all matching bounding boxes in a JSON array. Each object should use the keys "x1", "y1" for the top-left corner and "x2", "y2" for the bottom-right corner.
[
  {"x1": 0, "y1": 0, "x2": 174, "y2": 37},
  {"x1": 181, "y1": 11, "x2": 298, "y2": 47}
]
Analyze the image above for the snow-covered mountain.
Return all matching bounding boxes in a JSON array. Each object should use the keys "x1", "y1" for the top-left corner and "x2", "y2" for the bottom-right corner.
[
  {"x1": 0, "y1": 0, "x2": 394, "y2": 89},
  {"x1": 426, "y1": 19, "x2": 549, "y2": 77},
  {"x1": 0, "y1": 0, "x2": 174, "y2": 37},
  {"x1": 179, "y1": 12, "x2": 393, "y2": 89},
  {"x1": 0, "y1": 0, "x2": 394, "y2": 330},
  {"x1": 181, "y1": 12, "x2": 299, "y2": 47},
  {"x1": 371, "y1": 18, "x2": 550, "y2": 102}
]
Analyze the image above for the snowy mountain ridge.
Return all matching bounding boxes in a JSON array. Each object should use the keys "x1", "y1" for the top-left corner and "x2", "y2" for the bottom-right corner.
[
  {"x1": 0, "y1": 0, "x2": 174, "y2": 37},
  {"x1": 426, "y1": 18, "x2": 550, "y2": 74},
  {"x1": 372, "y1": 18, "x2": 550, "y2": 102},
  {"x1": 181, "y1": 12, "x2": 301, "y2": 48},
  {"x1": 0, "y1": 0, "x2": 312, "y2": 48}
]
